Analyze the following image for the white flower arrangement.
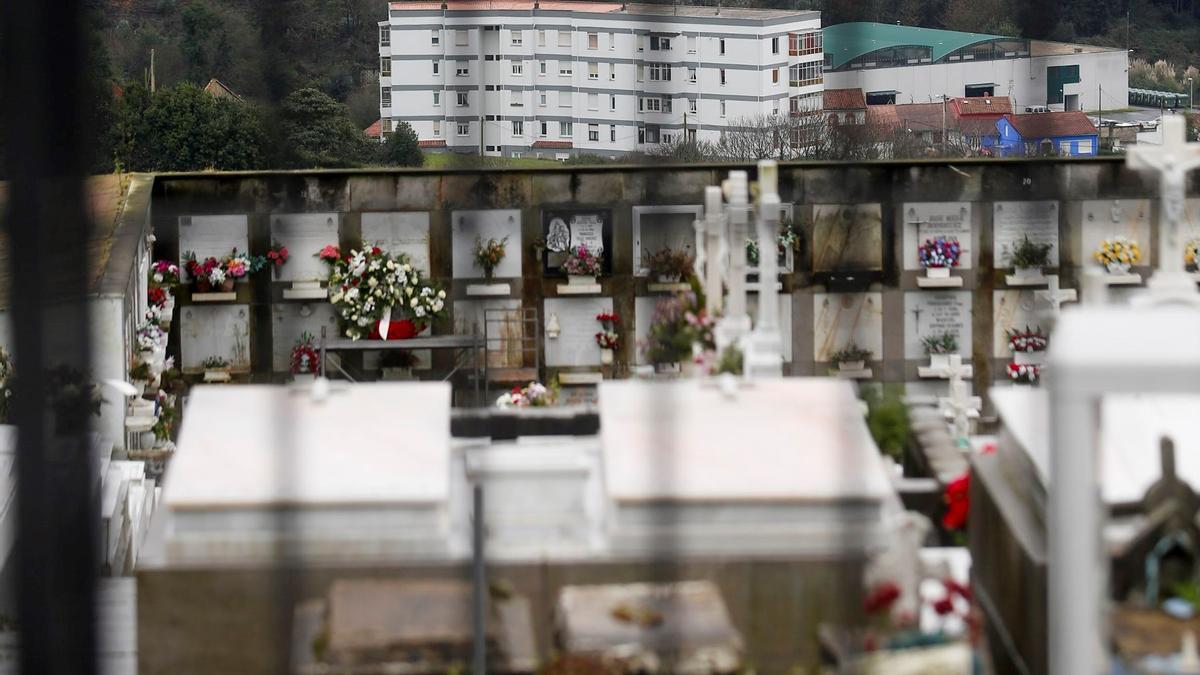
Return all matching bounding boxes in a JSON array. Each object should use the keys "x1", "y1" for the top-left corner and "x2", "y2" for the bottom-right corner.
[
  {"x1": 207, "y1": 266, "x2": 227, "y2": 286},
  {"x1": 324, "y1": 245, "x2": 447, "y2": 340},
  {"x1": 496, "y1": 381, "x2": 555, "y2": 408},
  {"x1": 135, "y1": 321, "x2": 167, "y2": 353}
]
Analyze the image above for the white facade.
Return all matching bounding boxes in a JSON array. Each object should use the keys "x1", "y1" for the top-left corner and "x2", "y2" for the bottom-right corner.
[
  {"x1": 378, "y1": 1, "x2": 823, "y2": 158},
  {"x1": 825, "y1": 43, "x2": 1128, "y2": 112}
]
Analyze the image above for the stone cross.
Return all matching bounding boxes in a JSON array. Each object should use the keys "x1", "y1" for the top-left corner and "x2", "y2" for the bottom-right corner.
[
  {"x1": 715, "y1": 172, "x2": 752, "y2": 356},
  {"x1": 745, "y1": 160, "x2": 784, "y2": 378},
  {"x1": 702, "y1": 186, "x2": 725, "y2": 316},
  {"x1": 937, "y1": 355, "x2": 980, "y2": 445},
  {"x1": 1127, "y1": 114, "x2": 1200, "y2": 307},
  {"x1": 1034, "y1": 274, "x2": 1077, "y2": 313}
]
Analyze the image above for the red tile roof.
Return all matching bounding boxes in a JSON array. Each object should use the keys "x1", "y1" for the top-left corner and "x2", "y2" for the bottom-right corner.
[
  {"x1": 1003, "y1": 111, "x2": 1097, "y2": 138},
  {"x1": 823, "y1": 88, "x2": 867, "y2": 111},
  {"x1": 893, "y1": 103, "x2": 946, "y2": 132},
  {"x1": 531, "y1": 140, "x2": 573, "y2": 149},
  {"x1": 364, "y1": 119, "x2": 383, "y2": 138},
  {"x1": 950, "y1": 96, "x2": 1012, "y2": 117},
  {"x1": 417, "y1": 139, "x2": 447, "y2": 148},
  {"x1": 865, "y1": 105, "x2": 900, "y2": 132}
]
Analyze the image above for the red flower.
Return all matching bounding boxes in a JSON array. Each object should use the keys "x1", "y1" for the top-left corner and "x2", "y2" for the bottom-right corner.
[
  {"x1": 933, "y1": 597, "x2": 955, "y2": 616},
  {"x1": 147, "y1": 287, "x2": 168, "y2": 307},
  {"x1": 944, "y1": 578, "x2": 971, "y2": 602},
  {"x1": 942, "y1": 472, "x2": 970, "y2": 531},
  {"x1": 372, "y1": 246, "x2": 382, "y2": 255},
  {"x1": 863, "y1": 581, "x2": 900, "y2": 614}
]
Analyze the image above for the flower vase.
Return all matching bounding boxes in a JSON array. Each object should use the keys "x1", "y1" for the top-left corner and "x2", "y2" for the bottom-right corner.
[
  {"x1": 219, "y1": 278, "x2": 235, "y2": 292},
  {"x1": 1106, "y1": 261, "x2": 1131, "y2": 275},
  {"x1": 133, "y1": 380, "x2": 146, "y2": 397},
  {"x1": 1012, "y1": 266, "x2": 1042, "y2": 280},
  {"x1": 926, "y1": 267, "x2": 951, "y2": 279},
  {"x1": 655, "y1": 362, "x2": 681, "y2": 375},
  {"x1": 680, "y1": 360, "x2": 697, "y2": 378},
  {"x1": 656, "y1": 273, "x2": 681, "y2": 284},
  {"x1": 138, "y1": 431, "x2": 156, "y2": 447},
  {"x1": 568, "y1": 275, "x2": 596, "y2": 286},
  {"x1": 838, "y1": 360, "x2": 865, "y2": 372},
  {"x1": 1013, "y1": 350, "x2": 1042, "y2": 366},
  {"x1": 293, "y1": 373, "x2": 316, "y2": 385},
  {"x1": 484, "y1": 268, "x2": 495, "y2": 281},
  {"x1": 928, "y1": 353, "x2": 950, "y2": 370},
  {"x1": 194, "y1": 278, "x2": 212, "y2": 293},
  {"x1": 600, "y1": 348, "x2": 614, "y2": 365}
]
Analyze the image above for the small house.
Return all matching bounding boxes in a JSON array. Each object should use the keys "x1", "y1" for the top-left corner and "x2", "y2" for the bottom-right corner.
[{"x1": 996, "y1": 111, "x2": 1099, "y2": 157}]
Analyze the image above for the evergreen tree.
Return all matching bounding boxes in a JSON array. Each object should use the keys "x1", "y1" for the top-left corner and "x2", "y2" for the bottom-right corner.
[
  {"x1": 377, "y1": 122, "x2": 424, "y2": 167},
  {"x1": 278, "y1": 87, "x2": 372, "y2": 168}
]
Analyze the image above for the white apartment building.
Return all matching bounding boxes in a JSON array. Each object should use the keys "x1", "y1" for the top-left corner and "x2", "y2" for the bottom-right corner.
[{"x1": 378, "y1": 0, "x2": 823, "y2": 159}]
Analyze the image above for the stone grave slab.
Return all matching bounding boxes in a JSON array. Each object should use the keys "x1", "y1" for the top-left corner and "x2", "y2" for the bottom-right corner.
[
  {"x1": 902, "y1": 202, "x2": 973, "y2": 270},
  {"x1": 598, "y1": 379, "x2": 894, "y2": 556},
  {"x1": 177, "y1": 215, "x2": 248, "y2": 278},
  {"x1": 632, "y1": 205, "x2": 702, "y2": 275},
  {"x1": 991, "y1": 290, "x2": 1040, "y2": 359},
  {"x1": 812, "y1": 204, "x2": 883, "y2": 272},
  {"x1": 994, "y1": 201, "x2": 1060, "y2": 268},
  {"x1": 179, "y1": 304, "x2": 250, "y2": 371},
  {"x1": 544, "y1": 297, "x2": 612, "y2": 368},
  {"x1": 903, "y1": 291, "x2": 972, "y2": 360},
  {"x1": 270, "y1": 304, "x2": 338, "y2": 373},
  {"x1": 542, "y1": 209, "x2": 614, "y2": 274},
  {"x1": 160, "y1": 383, "x2": 453, "y2": 563},
  {"x1": 269, "y1": 213, "x2": 338, "y2": 282},
  {"x1": 361, "y1": 211, "x2": 432, "y2": 276},
  {"x1": 1078, "y1": 199, "x2": 1152, "y2": 266},
  {"x1": 813, "y1": 292, "x2": 883, "y2": 362},
  {"x1": 451, "y1": 209, "x2": 522, "y2": 279}
]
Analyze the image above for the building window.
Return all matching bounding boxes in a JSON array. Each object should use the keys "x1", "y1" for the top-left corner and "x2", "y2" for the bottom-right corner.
[
  {"x1": 559, "y1": 64, "x2": 573, "y2": 77},
  {"x1": 650, "y1": 35, "x2": 671, "y2": 50},
  {"x1": 720, "y1": 99, "x2": 726, "y2": 117},
  {"x1": 560, "y1": 121, "x2": 573, "y2": 137},
  {"x1": 588, "y1": 124, "x2": 599, "y2": 141},
  {"x1": 608, "y1": 124, "x2": 615, "y2": 142},
  {"x1": 537, "y1": 30, "x2": 546, "y2": 47},
  {"x1": 588, "y1": 93, "x2": 598, "y2": 110},
  {"x1": 559, "y1": 91, "x2": 571, "y2": 108},
  {"x1": 457, "y1": 122, "x2": 469, "y2": 136},
  {"x1": 539, "y1": 121, "x2": 548, "y2": 136},
  {"x1": 771, "y1": 36, "x2": 780, "y2": 54},
  {"x1": 513, "y1": 62, "x2": 523, "y2": 76},
  {"x1": 433, "y1": 91, "x2": 440, "y2": 106},
  {"x1": 432, "y1": 30, "x2": 440, "y2": 45},
  {"x1": 455, "y1": 29, "x2": 468, "y2": 46},
  {"x1": 643, "y1": 97, "x2": 661, "y2": 112},
  {"x1": 510, "y1": 91, "x2": 522, "y2": 107},
  {"x1": 649, "y1": 63, "x2": 671, "y2": 81},
  {"x1": 512, "y1": 120, "x2": 524, "y2": 136},
  {"x1": 539, "y1": 92, "x2": 547, "y2": 107},
  {"x1": 687, "y1": 66, "x2": 696, "y2": 83},
  {"x1": 636, "y1": 64, "x2": 644, "y2": 82},
  {"x1": 588, "y1": 62, "x2": 598, "y2": 80},
  {"x1": 588, "y1": 32, "x2": 598, "y2": 49},
  {"x1": 511, "y1": 31, "x2": 523, "y2": 46},
  {"x1": 772, "y1": 68, "x2": 779, "y2": 85},
  {"x1": 433, "y1": 121, "x2": 441, "y2": 137},
  {"x1": 719, "y1": 69, "x2": 726, "y2": 85},
  {"x1": 789, "y1": 30, "x2": 823, "y2": 56},
  {"x1": 557, "y1": 30, "x2": 571, "y2": 47},
  {"x1": 539, "y1": 61, "x2": 546, "y2": 75},
  {"x1": 609, "y1": 32, "x2": 615, "y2": 50},
  {"x1": 637, "y1": 127, "x2": 645, "y2": 143},
  {"x1": 380, "y1": 26, "x2": 390, "y2": 47},
  {"x1": 456, "y1": 61, "x2": 469, "y2": 77},
  {"x1": 663, "y1": 98, "x2": 672, "y2": 113},
  {"x1": 719, "y1": 38, "x2": 726, "y2": 55},
  {"x1": 381, "y1": 88, "x2": 391, "y2": 107},
  {"x1": 380, "y1": 57, "x2": 391, "y2": 77},
  {"x1": 687, "y1": 35, "x2": 697, "y2": 53},
  {"x1": 688, "y1": 98, "x2": 697, "y2": 113},
  {"x1": 609, "y1": 63, "x2": 616, "y2": 80},
  {"x1": 637, "y1": 35, "x2": 644, "y2": 52},
  {"x1": 773, "y1": 100, "x2": 780, "y2": 115},
  {"x1": 789, "y1": 61, "x2": 822, "y2": 87},
  {"x1": 610, "y1": 94, "x2": 616, "y2": 111},
  {"x1": 457, "y1": 92, "x2": 468, "y2": 107}
]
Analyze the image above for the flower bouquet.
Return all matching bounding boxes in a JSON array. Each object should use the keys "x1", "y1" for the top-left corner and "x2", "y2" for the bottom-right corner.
[
  {"x1": 183, "y1": 252, "x2": 226, "y2": 292},
  {"x1": 917, "y1": 236, "x2": 961, "y2": 279},
  {"x1": 472, "y1": 235, "x2": 509, "y2": 280},
  {"x1": 562, "y1": 244, "x2": 602, "y2": 284},
  {"x1": 496, "y1": 381, "x2": 557, "y2": 408},
  {"x1": 266, "y1": 241, "x2": 289, "y2": 278},
  {"x1": 201, "y1": 355, "x2": 231, "y2": 383},
  {"x1": 595, "y1": 312, "x2": 620, "y2": 365},
  {"x1": 642, "y1": 291, "x2": 714, "y2": 375},
  {"x1": 151, "y1": 260, "x2": 181, "y2": 289},
  {"x1": 1008, "y1": 235, "x2": 1053, "y2": 280},
  {"x1": 1007, "y1": 325, "x2": 1047, "y2": 367},
  {"x1": 921, "y1": 331, "x2": 958, "y2": 370},
  {"x1": 643, "y1": 247, "x2": 694, "y2": 283},
  {"x1": 1093, "y1": 237, "x2": 1141, "y2": 274},
  {"x1": 324, "y1": 246, "x2": 447, "y2": 341},
  {"x1": 1187, "y1": 240, "x2": 1199, "y2": 273},
  {"x1": 831, "y1": 342, "x2": 872, "y2": 372},
  {"x1": 1007, "y1": 362, "x2": 1040, "y2": 385},
  {"x1": 289, "y1": 332, "x2": 320, "y2": 380},
  {"x1": 746, "y1": 221, "x2": 800, "y2": 269}
]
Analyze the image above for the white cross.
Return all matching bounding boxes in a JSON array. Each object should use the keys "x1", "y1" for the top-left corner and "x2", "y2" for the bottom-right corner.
[
  {"x1": 1127, "y1": 114, "x2": 1200, "y2": 307},
  {"x1": 1034, "y1": 274, "x2": 1077, "y2": 313},
  {"x1": 937, "y1": 355, "x2": 980, "y2": 445}
]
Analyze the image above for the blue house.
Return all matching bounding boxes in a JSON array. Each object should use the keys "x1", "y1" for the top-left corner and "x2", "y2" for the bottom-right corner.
[{"x1": 996, "y1": 112, "x2": 1099, "y2": 157}]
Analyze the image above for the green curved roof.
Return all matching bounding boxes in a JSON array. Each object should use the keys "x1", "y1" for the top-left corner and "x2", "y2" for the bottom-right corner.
[{"x1": 823, "y1": 22, "x2": 1012, "y2": 69}]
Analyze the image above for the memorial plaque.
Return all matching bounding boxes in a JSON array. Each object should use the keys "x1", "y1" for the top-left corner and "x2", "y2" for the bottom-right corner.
[
  {"x1": 544, "y1": 298, "x2": 613, "y2": 367},
  {"x1": 361, "y1": 212, "x2": 432, "y2": 277},
  {"x1": 903, "y1": 291, "x2": 972, "y2": 359},
  {"x1": 812, "y1": 204, "x2": 883, "y2": 272},
  {"x1": 180, "y1": 304, "x2": 251, "y2": 371},
  {"x1": 1078, "y1": 199, "x2": 1152, "y2": 265},
  {"x1": 994, "y1": 201, "x2": 1059, "y2": 268},
  {"x1": 270, "y1": 304, "x2": 338, "y2": 372},
  {"x1": 270, "y1": 213, "x2": 338, "y2": 282},
  {"x1": 542, "y1": 209, "x2": 614, "y2": 274},
  {"x1": 747, "y1": 294, "x2": 794, "y2": 362},
  {"x1": 451, "y1": 210, "x2": 522, "y2": 279},
  {"x1": 992, "y1": 290, "x2": 1040, "y2": 358},
  {"x1": 632, "y1": 205, "x2": 702, "y2": 275},
  {"x1": 178, "y1": 215, "x2": 248, "y2": 279},
  {"x1": 453, "y1": 298, "x2": 524, "y2": 368},
  {"x1": 903, "y1": 203, "x2": 973, "y2": 270},
  {"x1": 813, "y1": 292, "x2": 883, "y2": 362}
]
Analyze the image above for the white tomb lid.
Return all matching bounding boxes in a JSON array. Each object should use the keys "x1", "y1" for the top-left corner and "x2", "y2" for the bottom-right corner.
[
  {"x1": 164, "y1": 383, "x2": 452, "y2": 509},
  {"x1": 598, "y1": 379, "x2": 894, "y2": 504}
]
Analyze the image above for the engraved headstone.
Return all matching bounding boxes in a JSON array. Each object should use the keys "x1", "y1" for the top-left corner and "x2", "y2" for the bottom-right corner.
[
  {"x1": 994, "y1": 201, "x2": 1059, "y2": 268},
  {"x1": 632, "y1": 205, "x2": 703, "y2": 274},
  {"x1": 451, "y1": 209, "x2": 522, "y2": 279},
  {"x1": 270, "y1": 213, "x2": 338, "y2": 282},
  {"x1": 180, "y1": 304, "x2": 251, "y2": 371},
  {"x1": 992, "y1": 290, "x2": 1039, "y2": 358},
  {"x1": 544, "y1": 297, "x2": 613, "y2": 367},
  {"x1": 178, "y1": 215, "x2": 249, "y2": 276},
  {"x1": 1078, "y1": 199, "x2": 1152, "y2": 266},
  {"x1": 361, "y1": 212, "x2": 432, "y2": 277},
  {"x1": 813, "y1": 292, "x2": 883, "y2": 362},
  {"x1": 542, "y1": 209, "x2": 613, "y2": 274},
  {"x1": 903, "y1": 203, "x2": 973, "y2": 270},
  {"x1": 904, "y1": 291, "x2": 972, "y2": 359},
  {"x1": 812, "y1": 204, "x2": 883, "y2": 272}
]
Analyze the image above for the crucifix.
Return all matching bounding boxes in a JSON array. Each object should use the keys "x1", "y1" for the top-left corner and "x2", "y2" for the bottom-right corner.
[
  {"x1": 715, "y1": 171, "x2": 753, "y2": 357},
  {"x1": 1127, "y1": 114, "x2": 1200, "y2": 307},
  {"x1": 1034, "y1": 274, "x2": 1077, "y2": 314},
  {"x1": 936, "y1": 354, "x2": 980, "y2": 447},
  {"x1": 745, "y1": 160, "x2": 784, "y2": 378}
]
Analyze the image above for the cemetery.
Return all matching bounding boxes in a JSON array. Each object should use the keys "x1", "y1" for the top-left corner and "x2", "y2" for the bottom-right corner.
[{"x1": 0, "y1": 117, "x2": 1198, "y2": 673}]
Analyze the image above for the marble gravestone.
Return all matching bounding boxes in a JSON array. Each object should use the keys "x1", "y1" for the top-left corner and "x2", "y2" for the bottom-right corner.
[
  {"x1": 993, "y1": 201, "x2": 1060, "y2": 268},
  {"x1": 451, "y1": 209, "x2": 522, "y2": 279},
  {"x1": 453, "y1": 298, "x2": 524, "y2": 369},
  {"x1": 904, "y1": 291, "x2": 972, "y2": 360},
  {"x1": 1077, "y1": 199, "x2": 1152, "y2": 266},
  {"x1": 361, "y1": 212, "x2": 432, "y2": 276},
  {"x1": 178, "y1": 215, "x2": 249, "y2": 278},
  {"x1": 812, "y1": 204, "x2": 883, "y2": 272},
  {"x1": 271, "y1": 304, "x2": 338, "y2": 373},
  {"x1": 992, "y1": 290, "x2": 1041, "y2": 359},
  {"x1": 632, "y1": 205, "x2": 702, "y2": 275},
  {"x1": 902, "y1": 203, "x2": 973, "y2": 270},
  {"x1": 180, "y1": 304, "x2": 251, "y2": 371},
  {"x1": 542, "y1": 209, "x2": 613, "y2": 273},
  {"x1": 269, "y1": 213, "x2": 338, "y2": 282},
  {"x1": 544, "y1": 297, "x2": 613, "y2": 368},
  {"x1": 813, "y1": 292, "x2": 883, "y2": 362},
  {"x1": 152, "y1": 383, "x2": 454, "y2": 564}
]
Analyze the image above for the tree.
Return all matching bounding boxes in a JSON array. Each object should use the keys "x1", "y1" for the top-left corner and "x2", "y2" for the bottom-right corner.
[
  {"x1": 378, "y1": 122, "x2": 424, "y2": 167},
  {"x1": 279, "y1": 87, "x2": 373, "y2": 168}
]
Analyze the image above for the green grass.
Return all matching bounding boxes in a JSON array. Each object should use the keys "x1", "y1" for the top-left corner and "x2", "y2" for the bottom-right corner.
[{"x1": 422, "y1": 152, "x2": 564, "y2": 169}]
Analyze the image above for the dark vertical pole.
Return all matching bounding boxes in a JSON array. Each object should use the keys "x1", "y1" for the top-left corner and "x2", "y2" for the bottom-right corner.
[
  {"x1": 2, "y1": 1, "x2": 98, "y2": 674},
  {"x1": 471, "y1": 484, "x2": 486, "y2": 675}
]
